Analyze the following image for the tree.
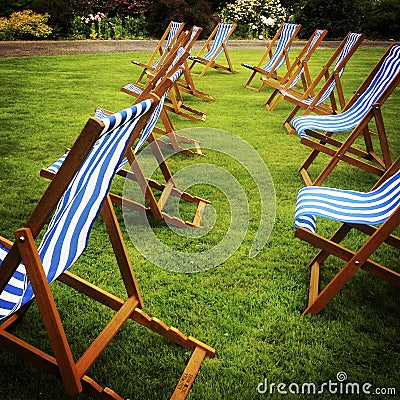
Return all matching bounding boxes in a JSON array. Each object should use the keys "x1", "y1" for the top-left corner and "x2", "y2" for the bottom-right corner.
[
  {"x1": 0, "y1": 0, "x2": 32, "y2": 17},
  {"x1": 112, "y1": 0, "x2": 151, "y2": 18},
  {"x1": 145, "y1": 0, "x2": 219, "y2": 37},
  {"x1": 361, "y1": 0, "x2": 400, "y2": 40},
  {"x1": 293, "y1": 0, "x2": 363, "y2": 39}
]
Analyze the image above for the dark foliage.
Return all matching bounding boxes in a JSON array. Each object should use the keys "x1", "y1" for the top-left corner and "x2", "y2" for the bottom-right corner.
[
  {"x1": 361, "y1": 0, "x2": 400, "y2": 40},
  {"x1": 145, "y1": 0, "x2": 220, "y2": 38},
  {"x1": 293, "y1": 0, "x2": 363, "y2": 39}
]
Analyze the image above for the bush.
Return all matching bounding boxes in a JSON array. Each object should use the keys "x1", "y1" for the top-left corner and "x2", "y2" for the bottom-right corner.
[
  {"x1": 292, "y1": 0, "x2": 363, "y2": 39},
  {"x1": 0, "y1": 10, "x2": 52, "y2": 40},
  {"x1": 220, "y1": 0, "x2": 288, "y2": 39},
  {"x1": 70, "y1": 14, "x2": 148, "y2": 40},
  {"x1": 361, "y1": 0, "x2": 400, "y2": 40},
  {"x1": 145, "y1": 0, "x2": 219, "y2": 38}
]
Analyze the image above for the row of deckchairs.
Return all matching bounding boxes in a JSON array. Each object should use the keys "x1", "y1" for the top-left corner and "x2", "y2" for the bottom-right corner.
[
  {"x1": 0, "y1": 29, "x2": 217, "y2": 400},
  {"x1": 290, "y1": 43, "x2": 400, "y2": 316},
  {"x1": 128, "y1": 21, "x2": 238, "y2": 128},
  {"x1": 243, "y1": 25, "x2": 400, "y2": 316},
  {"x1": 247, "y1": 26, "x2": 400, "y2": 188},
  {"x1": 129, "y1": 22, "x2": 400, "y2": 318},
  {"x1": 132, "y1": 20, "x2": 238, "y2": 81},
  {"x1": 0, "y1": 21, "x2": 399, "y2": 400}
]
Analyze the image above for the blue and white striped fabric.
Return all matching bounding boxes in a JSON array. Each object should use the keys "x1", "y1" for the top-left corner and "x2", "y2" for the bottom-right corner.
[
  {"x1": 282, "y1": 33, "x2": 362, "y2": 108},
  {"x1": 189, "y1": 23, "x2": 234, "y2": 62},
  {"x1": 131, "y1": 21, "x2": 183, "y2": 69},
  {"x1": 166, "y1": 22, "x2": 183, "y2": 49},
  {"x1": 292, "y1": 44, "x2": 400, "y2": 138},
  {"x1": 294, "y1": 170, "x2": 400, "y2": 232},
  {"x1": 243, "y1": 23, "x2": 299, "y2": 73},
  {"x1": 287, "y1": 29, "x2": 325, "y2": 90},
  {"x1": 127, "y1": 68, "x2": 183, "y2": 154},
  {"x1": 122, "y1": 47, "x2": 185, "y2": 153},
  {"x1": 188, "y1": 26, "x2": 201, "y2": 53},
  {"x1": 0, "y1": 100, "x2": 153, "y2": 320}
]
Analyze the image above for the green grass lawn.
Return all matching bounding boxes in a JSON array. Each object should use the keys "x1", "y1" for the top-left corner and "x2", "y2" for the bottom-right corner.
[{"x1": 0, "y1": 46, "x2": 399, "y2": 400}]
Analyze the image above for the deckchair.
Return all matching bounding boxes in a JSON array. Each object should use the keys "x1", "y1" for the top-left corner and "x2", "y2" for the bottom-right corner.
[
  {"x1": 292, "y1": 44, "x2": 400, "y2": 187},
  {"x1": 282, "y1": 32, "x2": 365, "y2": 134},
  {"x1": 132, "y1": 20, "x2": 185, "y2": 85},
  {"x1": 189, "y1": 22, "x2": 238, "y2": 77},
  {"x1": 294, "y1": 157, "x2": 400, "y2": 315},
  {"x1": 163, "y1": 25, "x2": 211, "y2": 121},
  {"x1": 173, "y1": 25, "x2": 216, "y2": 103},
  {"x1": 122, "y1": 37, "x2": 204, "y2": 155},
  {"x1": 45, "y1": 62, "x2": 210, "y2": 229},
  {"x1": 125, "y1": 28, "x2": 208, "y2": 123},
  {"x1": 263, "y1": 28, "x2": 328, "y2": 111},
  {"x1": 0, "y1": 95, "x2": 215, "y2": 398},
  {"x1": 242, "y1": 23, "x2": 302, "y2": 91}
]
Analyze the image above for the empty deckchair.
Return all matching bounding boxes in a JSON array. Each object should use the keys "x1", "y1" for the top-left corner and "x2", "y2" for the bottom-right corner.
[
  {"x1": 294, "y1": 157, "x2": 400, "y2": 315},
  {"x1": 0, "y1": 94, "x2": 215, "y2": 399},
  {"x1": 173, "y1": 25, "x2": 216, "y2": 102},
  {"x1": 132, "y1": 20, "x2": 185, "y2": 85},
  {"x1": 122, "y1": 38, "x2": 204, "y2": 155},
  {"x1": 122, "y1": 81, "x2": 204, "y2": 155},
  {"x1": 109, "y1": 73, "x2": 211, "y2": 229},
  {"x1": 189, "y1": 22, "x2": 238, "y2": 77},
  {"x1": 163, "y1": 25, "x2": 211, "y2": 120},
  {"x1": 292, "y1": 44, "x2": 400, "y2": 187},
  {"x1": 282, "y1": 32, "x2": 365, "y2": 134},
  {"x1": 263, "y1": 28, "x2": 328, "y2": 111},
  {"x1": 242, "y1": 23, "x2": 302, "y2": 91},
  {"x1": 125, "y1": 28, "x2": 207, "y2": 123},
  {"x1": 44, "y1": 63, "x2": 210, "y2": 229}
]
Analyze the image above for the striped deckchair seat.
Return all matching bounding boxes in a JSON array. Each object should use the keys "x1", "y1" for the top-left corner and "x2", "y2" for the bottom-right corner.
[
  {"x1": 189, "y1": 23, "x2": 234, "y2": 63},
  {"x1": 292, "y1": 44, "x2": 400, "y2": 138},
  {"x1": 242, "y1": 23, "x2": 300, "y2": 73},
  {"x1": 294, "y1": 169, "x2": 400, "y2": 232},
  {"x1": 286, "y1": 29, "x2": 325, "y2": 90},
  {"x1": 164, "y1": 21, "x2": 183, "y2": 49},
  {"x1": 131, "y1": 69, "x2": 183, "y2": 152},
  {"x1": 0, "y1": 100, "x2": 152, "y2": 320},
  {"x1": 187, "y1": 25, "x2": 201, "y2": 53},
  {"x1": 281, "y1": 33, "x2": 363, "y2": 106},
  {"x1": 132, "y1": 21, "x2": 183, "y2": 69},
  {"x1": 122, "y1": 50, "x2": 185, "y2": 152}
]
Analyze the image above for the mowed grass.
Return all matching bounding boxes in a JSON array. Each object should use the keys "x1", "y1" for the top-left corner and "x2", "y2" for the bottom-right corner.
[{"x1": 0, "y1": 46, "x2": 399, "y2": 400}]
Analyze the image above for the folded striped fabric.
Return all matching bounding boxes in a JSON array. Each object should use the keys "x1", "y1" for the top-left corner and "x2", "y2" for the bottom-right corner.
[
  {"x1": 292, "y1": 44, "x2": 400, "y2": 138},
  {"x1": 294, "y1": 170, "x2": 400, "y2": 232}
]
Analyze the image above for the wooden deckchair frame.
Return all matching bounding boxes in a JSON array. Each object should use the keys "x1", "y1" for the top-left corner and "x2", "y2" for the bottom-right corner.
[
  {"x1": 189, "y1": 23, "x2": 238, "y2": 77},
  {"x1": 133, "y1": 21, "x2": 185, "y2": 85},
  {"x1": 163, "y1": 26, "x2": 210, "y2": 121},
  {"x1": 283, "y1": 32, "x2": 366, "y2": 134},
  {"x1": 120, "y1": 48, "x2": 211, "y2": 227},
  {"x1": 172, "y1": 26, "x2": 216, "y2": 103},
  {"x1": 298, "y1": 44, "x2": 400, "y2": 186},
  {"x1": 243, "y1": 23, "x2": 302, "y2": 92},
  {"x1": 263, "y1": 28, "x2": 328, "y2": 111},
  {"x1": 110, "y1": 134, "x2": 210, "y2": 228},
  {"x1": 122, "y1": 31, "x2": 204, "y2": 155},
  {"x1": 295, "y1": 158, "x2": 400, "y2": 315},
  {"x1": 175, "y1": 58, "x2": 216, "y2": 102},
  {"x1": 1, "y1": 84, "x2": 214, "y2": 400},
  {"x1": 46, "y1": 63, "x2": 210, "y2": 229}
]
